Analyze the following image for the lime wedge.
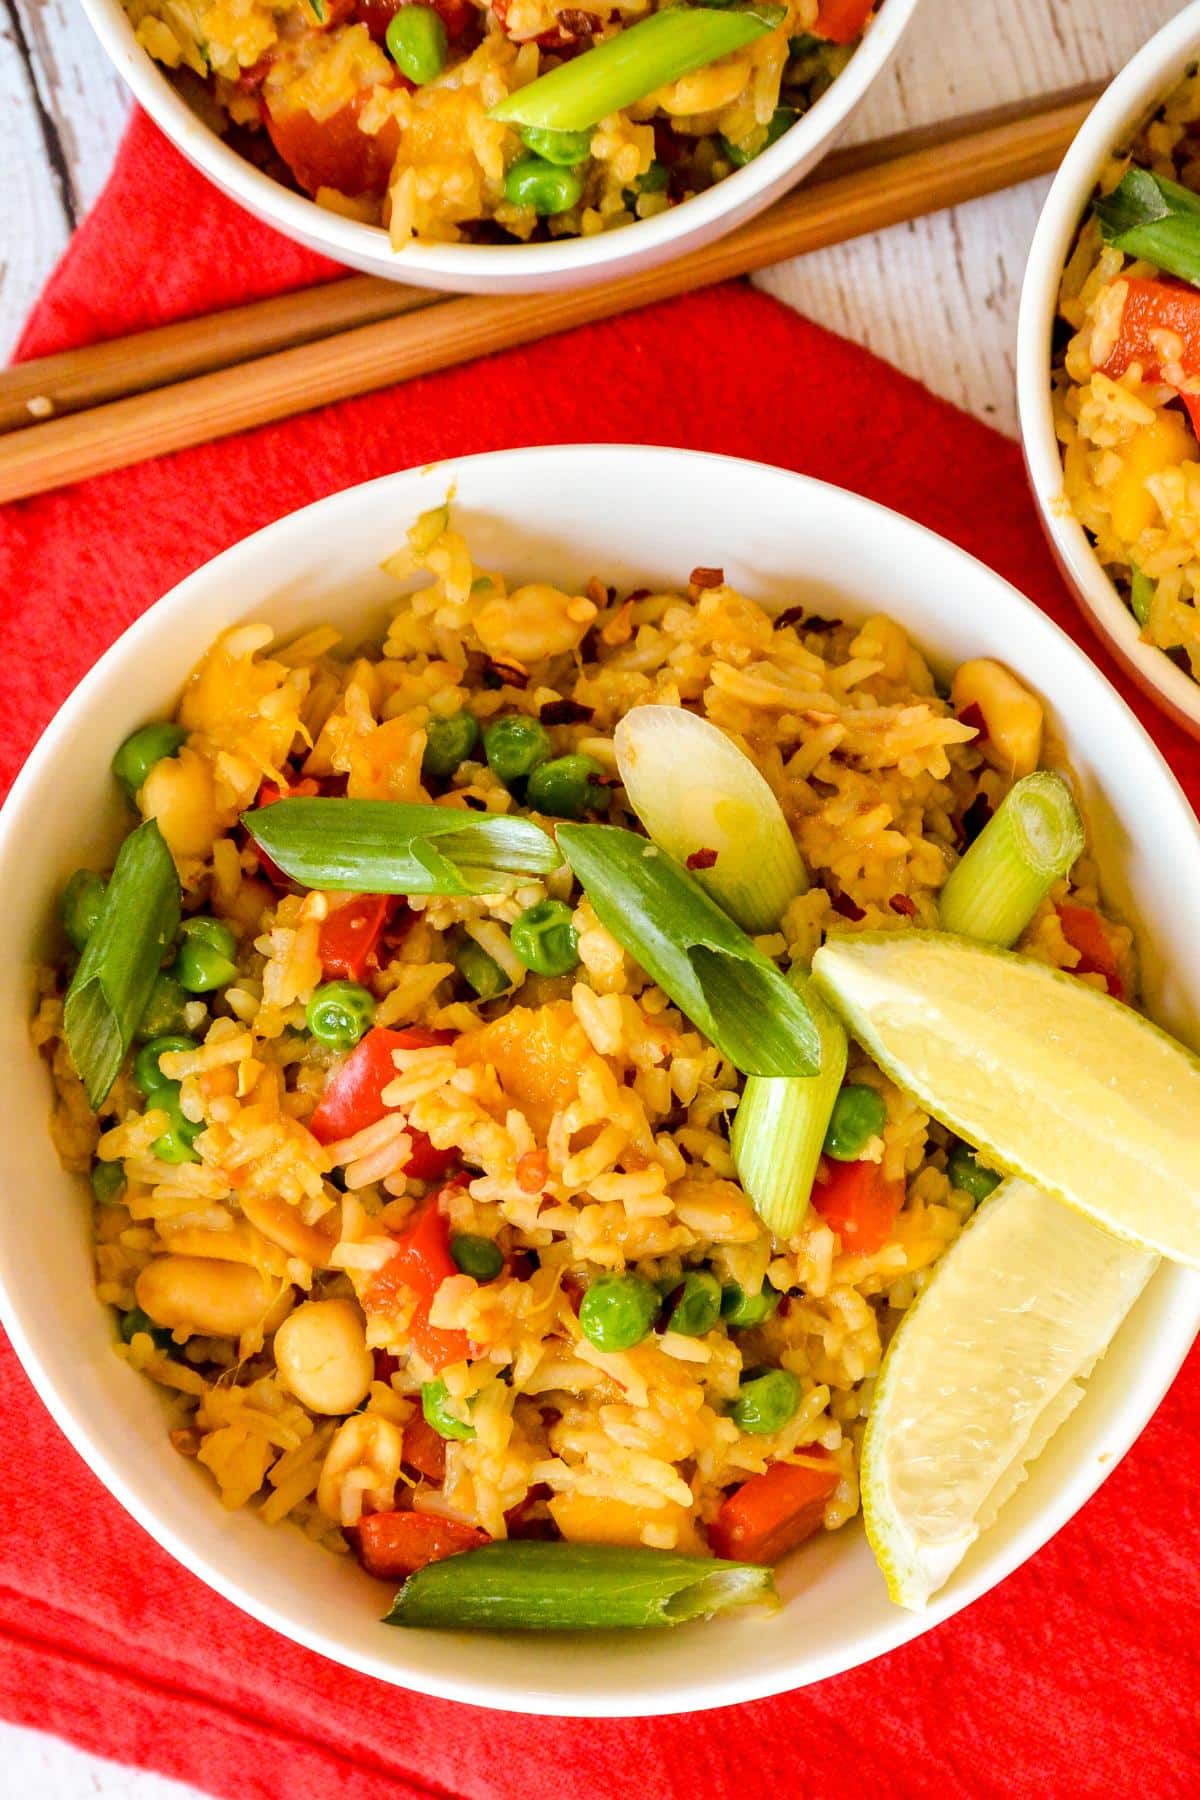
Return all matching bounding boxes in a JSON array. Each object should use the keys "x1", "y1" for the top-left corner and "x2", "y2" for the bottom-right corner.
[
  {"x1": 861, "y1": 1177, "x2": 1155, "y2": 1609},
  {"x1": 812, "y1": 930, "x2": 1200, "y2": 1267}
]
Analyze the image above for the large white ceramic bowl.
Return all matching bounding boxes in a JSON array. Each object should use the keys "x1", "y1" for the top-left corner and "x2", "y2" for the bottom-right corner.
[
  {"x1": 79, "y1": 0, "x2": 921, "y2": 294},
  {"x1": 1017, "y1": 1, "x2": 1200, "y2": 742},
  {"x1": 1, "y1": 447, "x2": 1198, "y2": 1715}
]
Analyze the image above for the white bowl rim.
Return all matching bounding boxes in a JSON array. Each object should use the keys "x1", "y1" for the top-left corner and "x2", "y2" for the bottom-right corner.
[
  {"x1": 2, "y1": 444, "x2": 1198, "y2": 1715},
  {"x1": 1016, "y1": 0, "x2": 1200, "y2": 734},
  {"x1": 77, "y1": 0, "x2": 922, "y2": 288}
]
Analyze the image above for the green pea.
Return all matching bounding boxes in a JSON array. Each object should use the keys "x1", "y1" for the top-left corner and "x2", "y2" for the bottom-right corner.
[
  {"x1": 519, "y1": 125, "x2": 593, "y2": 166},
  {"x1": 135, "y1": 971, "x2": 192, "y2": 1041},
  {"x1": 175, "y1": 916, "x2": 238, "y2": 994},
  {"x1": 525, "y1": 753, "x2": 606, "y2": 820},
  {"x1": 579, "y1": 1274, "x2": 660, "y2": 1352},
  {"x1": 455, "y1": 935, "x2": 510, "y2": 1000},
  {"x1": 450, "y1": 1233, "x2": 504, "y2": 1282},
  {"x1": 720, "y1": 1280, "x2": 781, "y2": 1330},
  {"x1": 638, "y1": 160, "x2": 670, "y2": 193},
  {"x1": 720, "y1": 107, "x2": 796, "y2": 170},
  {"x1": 946, "y1": 1143, "x2": 1002, "y2": 1203},
  {"x1": 150, "y1": 1085, "x2": 202, "y2": 1165},
  {"x1": 422, "y1": 710, "x2": 479, "y2": 781},
  {"x1": 504, "y1": 156, "x2": 584, "y2": 217},
  {"x1": 60, "y1": 869, "x2": 107, "y2": 952},
  {"x1": 729, "y1": 1367, "x2": 801, "y2": 1435},
  {"x1": 662, "y1": 1270, "x2": 722, "y2": 1337},
  {"x1": 119, "y1": 1307, "x2": 174, "y2": 1353},
  {"x1": 134, "y1": 1034, "x2": 196, "y2": 1095},
  {"x1": 306, "y1": 980, "x2": 376, "y2": 1050},
  {"x1": 481, "y1": 715, "x2": 551, "y2": 785},
  {"x1": 111, "y1": 722, "x2": 188, "y2": 796},
  {"x1": 91, "y1": 1160, "x2": 126, "y2": 1205},
  {"x1": 823, "y1": 1084, "x2": 888, "y2": 1161},
  {"x1": 509, "y1": 899, "x2": 578, "y2": 977},
  {"x1": 386, "y1": 4, "x2": 447, "y2": 84},
  {"x1": 422, "y1": 1377, "x2": 476, "y2": 1441}
]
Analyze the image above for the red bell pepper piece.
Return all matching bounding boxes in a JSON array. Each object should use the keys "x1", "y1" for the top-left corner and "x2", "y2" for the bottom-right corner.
[
  {"x1": 357, "y1": 1509, "x2": 489, "y2": 1580},
  {"x1": 265, "y1": 86, "x2": 404, "y2": 198},
  {"x1": 1057, "y1": 904, "x2": 1126, "y2": 1002},
  {"x1": 813, "y1": 0, "x2": 874, "y2": 45},
  {"x1": 708, "y1": 1453, "x2": 839, "y2": 1564},
  {"x1": 811, "y1": 1158, "x2": 904, "y2": 1255},
  {"x1": 401, "y1": 1415, "x2": 448, "y2": 1483},
  {"x1": 318, "y1": 894, "x2": 398, "y2": 980},
  {"x1": 363, "y1": 1192, "x2": 470, "y2": 1371},
  {"x1": 308, "y1": 1025, "x2": 453, "y2": 1145},
  {"x1": 1101, "y1": 277, "x2": 1200, "y2": 385}
]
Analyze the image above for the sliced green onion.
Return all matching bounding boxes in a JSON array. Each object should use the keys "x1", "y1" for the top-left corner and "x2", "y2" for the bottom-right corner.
[
  {"x1": 489, "y1": 6, "x2": 786, "y2": 133},
  {"x1": 937, "y1": 772, "x2": 1084, "y2": 948},
  {"x1": 732, "y1": 969, "x2": 847, "y2": 1236},
  {"x1": 614, "y1": 705, "x2": 807, "y2": 933},
  {"x1": 1130, "y1": 564, "x2": 1154, "y2": 627},
  {"x1": 383, "y1": 1541, "x2": 779, "y2": 1630},
  {"x1": 557, "y1": 823, "x2": 820, "y2": 1078},
  {"x1": 1095, "y1": 168, "x2": 1200, "y2": 287},
  {"x1": 241, "y1": 798, "x2": 561, "y2": 896},
  {"x1": 64, "y1": 821, "x2": 181, "y2": 1110}
]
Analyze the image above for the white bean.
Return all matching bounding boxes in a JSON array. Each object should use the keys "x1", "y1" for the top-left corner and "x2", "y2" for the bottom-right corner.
[
  {"x1": 274, "y1": 1299, "x2": 373, "y2": 1415},
  {"x1": 317, "y1": 1413, "x2": 403, "y2": 1526},
  {"x1": 136, "y1": 1256, "x2": 292, "y2": 1341}
]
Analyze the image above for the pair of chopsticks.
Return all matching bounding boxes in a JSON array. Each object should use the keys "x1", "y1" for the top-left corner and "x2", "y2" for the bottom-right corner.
[{"x1": 0, "y1": 84, "x2": 1100, "y2": 505}]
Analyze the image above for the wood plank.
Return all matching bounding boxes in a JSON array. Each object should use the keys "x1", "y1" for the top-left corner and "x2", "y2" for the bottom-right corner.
[
  {"x1": 15, "y1": 0, "x2": 129, "y2": 215},
  {"x1": 0, "y1": 0, "x2": 71, "y2": 362},
  {"x1": 754, "y1": 0, "x2": 1185, "y2": 433}
]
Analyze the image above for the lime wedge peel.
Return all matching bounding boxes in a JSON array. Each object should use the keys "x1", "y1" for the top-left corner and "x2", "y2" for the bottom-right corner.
[
  {"x1": 811, "y1": 930, "x2": 1200, "y2": 1269},
  {"x1": 861, "y1": 1177, "x2": 1156, "y2": 1610}
]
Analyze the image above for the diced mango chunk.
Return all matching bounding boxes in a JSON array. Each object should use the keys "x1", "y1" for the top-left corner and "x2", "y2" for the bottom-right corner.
[{"x1": 1108, "y1": 409, "x2": 1193, "y2": 542}]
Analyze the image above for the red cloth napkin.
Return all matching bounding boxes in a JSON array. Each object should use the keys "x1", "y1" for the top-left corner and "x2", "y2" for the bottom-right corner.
[{"x1": 1, "y1": 109, "x2": 1197, "y2": 1799}]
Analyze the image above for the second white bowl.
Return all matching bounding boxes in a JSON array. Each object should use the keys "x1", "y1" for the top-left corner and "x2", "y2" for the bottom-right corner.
[{"x1": 79, "y1": 0, "x2": 922, "y2": 293}]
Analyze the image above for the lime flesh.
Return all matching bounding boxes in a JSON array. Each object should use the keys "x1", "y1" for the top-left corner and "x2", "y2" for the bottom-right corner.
[
  {"x1": 812, "y1": 930, "x2": 1200, "y2": 1267},
  {"x1": 861, "y1": 1177, "x2": 1155, "y2": 1609}
]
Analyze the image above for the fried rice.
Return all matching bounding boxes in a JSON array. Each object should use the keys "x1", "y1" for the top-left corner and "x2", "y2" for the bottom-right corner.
[
  {"x1": 37, "y1": 503, "x2": 1135, "y2": 1577},
  {"x1": 122, "y1": 0, "x2": 874, "y2": 247}
]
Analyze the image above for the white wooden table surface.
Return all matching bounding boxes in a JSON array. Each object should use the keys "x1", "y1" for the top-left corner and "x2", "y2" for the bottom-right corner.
[{"x1": 0, "y1": 0, "x2": 1185, "y2": 1792}]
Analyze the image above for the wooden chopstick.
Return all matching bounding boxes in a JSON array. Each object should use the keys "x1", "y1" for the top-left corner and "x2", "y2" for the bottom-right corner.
[{"x1": 0, "y1": 85, "x2": 1100, "y2": 506}]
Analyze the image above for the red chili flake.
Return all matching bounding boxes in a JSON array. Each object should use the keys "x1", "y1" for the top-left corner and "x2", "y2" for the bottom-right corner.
[
  {"x1": 889, "y1": 893, "x2": 917, "y2": 918},
  {"x1": 686, "y1": 848, "x2": 719, "y2": 871},
  {"x1": 516, "y1": 1149, "x2": 549, "y2": 1195},
  {"x1": 802, "y1": 616, "x2": 842, "y2": 635},
  {"x1": 539, "y1": 698, "x2": 594, "y2": 726},
  {"x1": 959, "y1": 790, "x2": 993, "y2": 846},
  {"x1": 830, "y1": 889, "x2": 866, "y2": 923},
  {"x1": 957, "y1": 700, "x2": 987, "y2": 739},
  {"x1": 462, "y1": 794, "x2": 488, "y2": 811},
  {"x1": 774, "y1": 605, "x2": 807, "y2": 630},
  {"x1": 689, "y1": 566, "x2": 724, "y2": 591},
  {"x1": 653, "y1": 122, "x2": 689, "y2": 167},
  {"x1": 625, "y1": 586, "x2": 653, "y2": 602},
  {"x1": 561, "y1": 1272, "x2": 585, "y2": 1316}
]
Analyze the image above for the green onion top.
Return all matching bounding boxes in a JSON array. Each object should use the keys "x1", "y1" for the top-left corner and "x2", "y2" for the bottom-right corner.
[
  {"x1": 64, "y1": 820, "x2": 181, "y2": 1109},
  {"x1": 384, "y1": 1541, "x2": 779, "y2": 1631},
  {"x1": 489, "y1": 6, "x2": 786, "y2": 133},
  {"x1": 557, "y1": 822, "x2": 820, "y2": 1078},
  {"x1": 1094, "y1": 167, "x2": 1200, "y2": 287},
  {"x1": 241, "y1": 797, "x2": 561, "y2": 895},
  {"x1": 938, "y1": 771, "x2": 1084, "y2": 949}
]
